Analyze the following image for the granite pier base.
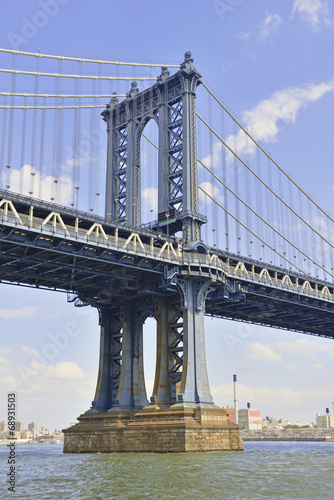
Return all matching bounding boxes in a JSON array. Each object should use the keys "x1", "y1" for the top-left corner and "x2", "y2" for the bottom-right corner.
[{"x1": 63, "y1": 406, "x2": 244, "y2": 453}]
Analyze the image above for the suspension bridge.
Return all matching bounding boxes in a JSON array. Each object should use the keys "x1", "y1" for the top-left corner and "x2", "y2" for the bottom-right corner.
[{"x1": 0, "y1": 49, "x2": 333, "y2": 452}]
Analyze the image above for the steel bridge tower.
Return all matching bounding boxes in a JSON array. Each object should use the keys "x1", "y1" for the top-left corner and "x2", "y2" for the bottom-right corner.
[{"x1": 64, "y1": 53, "x2": 242, "y2": 452}]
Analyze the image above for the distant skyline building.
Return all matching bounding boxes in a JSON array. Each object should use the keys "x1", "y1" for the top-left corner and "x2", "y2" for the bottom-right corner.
[
  {"x1": 223, "y1": 404, "x2": 261, "y2": 429},
  {"x1": 224, "y1": 407, "x2": 236, "y2": 423},
  {"x1": 316, "y1": 404, "x2": 334, "y2": 429},
  {"x1": 28, "y1": 422, "x2": 37, "y2": 438},
  {"x1": 15, "y1": 421, "x2": 24, "y2": 432},
  {"x1": 238, "y1": 405, "x2": 262, "y2": 430}
]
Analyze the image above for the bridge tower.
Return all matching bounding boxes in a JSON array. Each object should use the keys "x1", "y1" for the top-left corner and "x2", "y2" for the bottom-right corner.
[
  {"x1": 103, "y1": 50, "x2": 206, "y2": 245},
  {"x1": 63, "y1": 53, "x2": 242, "y2": 453}
]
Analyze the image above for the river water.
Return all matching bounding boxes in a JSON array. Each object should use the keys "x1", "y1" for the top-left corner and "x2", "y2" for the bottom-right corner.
[{"x1": 1, "y1": 441, "x2": 333, "y2": 499}]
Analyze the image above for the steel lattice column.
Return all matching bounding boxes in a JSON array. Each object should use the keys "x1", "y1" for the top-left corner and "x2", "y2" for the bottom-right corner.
[
  {"x1": 151, "y1": 297, "x2": 183, "y2": 405},
  {"x1": 85, "y1": 306, "x2": 123, "y2": 413}
]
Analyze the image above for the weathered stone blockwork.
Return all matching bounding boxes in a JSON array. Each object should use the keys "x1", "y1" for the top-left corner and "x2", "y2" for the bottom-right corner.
[{"x1": 63, "y1": 407, "x2": 244, "y2": 453}]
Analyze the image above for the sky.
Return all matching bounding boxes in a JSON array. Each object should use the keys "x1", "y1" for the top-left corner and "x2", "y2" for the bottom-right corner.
[{"x1": 0, "y1": 0, "x2": 334, "y2": 431}]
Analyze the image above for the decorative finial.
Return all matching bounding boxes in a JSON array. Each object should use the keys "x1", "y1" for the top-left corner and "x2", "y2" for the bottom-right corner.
[
  {"x1": 111, "y1": 91, "x2": 118, "y2": 105},
  {"x1": 181, "y1": 51, "x2": 194, "y2": 73},
  {"x1": 158, "y1": 66, "x2": 170, "y2": 83},
  {"x1": 129, "y1": 81, "x2": 139, "y2": 98}
]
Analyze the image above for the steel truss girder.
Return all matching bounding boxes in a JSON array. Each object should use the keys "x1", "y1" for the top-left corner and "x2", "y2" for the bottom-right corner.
[{"x1": 206, "y1": 280, "x2": 334, "y2": 338}]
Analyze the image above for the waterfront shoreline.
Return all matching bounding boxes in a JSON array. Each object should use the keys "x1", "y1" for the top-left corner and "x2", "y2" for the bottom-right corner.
[{"x1": 242, "y1": 428, "x2": 334, "y2": 442}]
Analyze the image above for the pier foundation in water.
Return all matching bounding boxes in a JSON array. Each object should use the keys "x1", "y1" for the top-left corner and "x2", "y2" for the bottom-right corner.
[{"x1": 63, "y1": 406, "x2": 243, "y2": 453}]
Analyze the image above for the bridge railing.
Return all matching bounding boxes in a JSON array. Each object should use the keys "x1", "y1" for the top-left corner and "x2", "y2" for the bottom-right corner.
[{"x1": 226, "y1": 262, "x2": 334, "y2": 302}]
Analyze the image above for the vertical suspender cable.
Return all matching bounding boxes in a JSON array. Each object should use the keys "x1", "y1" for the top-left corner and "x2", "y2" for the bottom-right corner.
[
  {"x1": 244, "y1": 132, "x2": 252, "y2": 256},
  {"x1": 233, "y1": 120, "x2": 241, "y2": 254},
  {"x1": 19, "y1": 96, "x2": 27, "y2": 194},
  {"x1": 7, "y1": 52, "x2": 17, "y2": 187},
  {"x1": 52, "y1": 67, "x2": 59, "y2": 201},
  {"x1": 38, "y1": 97, "x2": 46, "y2": 201},
  {"x1": 208, "y1": 92, "x2": 214, "y2": 246},
  {"x1": 0, "y1": 95, "x2": 7, "y2": 188},
  {"x1": 30, "y1": 52, "x2": 40, "y2": 196},
  {"x1": 221, "y1": 105, "x2": 229, "y2": 252},
  {"x1": 89, "y1": 75, "x2": 96, "y2": 211},
  {"x1": 255, "y1": 148, "x2": 262, "y2": 259}
]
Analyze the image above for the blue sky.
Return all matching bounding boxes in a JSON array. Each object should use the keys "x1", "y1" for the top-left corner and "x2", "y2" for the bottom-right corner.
[{"x1": 0, "y1": 0, "x2": 334, "y2": 430}]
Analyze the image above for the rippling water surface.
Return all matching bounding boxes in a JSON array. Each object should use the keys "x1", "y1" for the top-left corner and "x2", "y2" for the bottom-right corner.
[{"x1": 1, "y1": 441, "x2": 333, "y2": 499}]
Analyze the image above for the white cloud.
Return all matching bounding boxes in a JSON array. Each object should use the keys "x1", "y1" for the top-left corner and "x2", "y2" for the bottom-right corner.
[
  {"x1": 237, "y1": 12, "x2": 282, "y2": 44},
  {"x1": 312, "y1": 362, "x2": 325, "y2": 370},
  {"x1": 44, "y1": 361, "x2": 85, "y2": 380},
  {"x1": 202, "y1": 78, "x2": 334, "y2": 176},
  {"x1": 200, "y1": 141, "x2": 224, "y2": 172},
  {"x1": 0, "y1": 306, "x2": 42, "y2": 320},
  {"x1": 1, "y1": 164, "x2": 74, "y2": 205},
  {"x1": 0, "y1": 347, "x2": 11, "y2": 354},
  {"x1": 285, "y1": 362, "x2": 298, "y2": 370},
  {"x1": 258, "y1": 13, "x2": 282, "y2": 42},
  {"x1": 0, "y1": 353, "x2": 12, "y2": 368},
  {"x1": 22, "y1": 346, "x2": 39, "y2": 356},
  {"x1": 246, "y1": 342, "x2": 282, "y2": 362},
  {"x1": 290, "y1": 0, "x2": 333, "y2": 31},
  {"x1": 199, "y1": 181, "x2": 224, "y2": 204},
  {"x1": 274, "y1": 338, "x2": 334, "y2": 358},
  {"x1": 241, "y1": 79, "x2": 334, "y2": 144},
  {"x1": 142, "y1": 187, "x2": 158, "y2": 212}
]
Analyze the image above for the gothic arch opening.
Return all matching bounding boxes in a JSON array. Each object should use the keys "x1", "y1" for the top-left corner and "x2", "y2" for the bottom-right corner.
[
  {"x1": 142, "y1": 316, "x2": 157, "y2": 402},
  {"x1": 139, "y1": 117, "x2": 159, "y2": 226}
]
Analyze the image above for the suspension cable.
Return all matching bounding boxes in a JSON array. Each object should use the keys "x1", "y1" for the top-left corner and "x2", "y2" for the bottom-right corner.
[
  {"x1": 0, "y1": 92, "x2": 126, "y2": 98},
  {"x1": 0, "y1": 68, "x2": 156, "y2": 81},
  {"x1": 0, "y1": 105, "x2": 106, "y2": 109},
  {"x1": 201, "y1": 81, "x2": 334, "y2": 225},
  {"x1": 197, "y1": 157, "x2": 333, "y2": 279},
  {"x1": 199, "y1": 185, "x2": 309, "y2": 275},
  {"x1": 196, "y1": 112, "x2": 334, "y2": 251},
  {"x1": 142, "y1": 130, "x2": 333, "y2": 278},
  {"x1": 0, "y1": 47, "x2": 180, "y2": 68}
]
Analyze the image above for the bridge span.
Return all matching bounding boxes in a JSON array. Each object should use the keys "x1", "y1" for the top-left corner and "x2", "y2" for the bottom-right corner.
[{"x1": 1, "y1": 189, "x2": 333, "y2": 340}]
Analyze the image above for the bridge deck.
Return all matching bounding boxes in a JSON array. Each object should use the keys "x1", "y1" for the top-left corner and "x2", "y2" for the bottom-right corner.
[{"x1": 1, "y1": 190, "x2": 333, "y2": 339}]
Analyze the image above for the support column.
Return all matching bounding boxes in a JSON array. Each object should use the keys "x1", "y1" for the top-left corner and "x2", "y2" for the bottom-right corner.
[
  {"x1": 180, "y1": 52, "x2": 202, "y2": 245},
  {"x1": 85, "y1": 307, "x2": 122, "y2": 413},
  {"x1": 103, "y1": 94, "x2": 118, "y2": 222},
  {"x1": 157, "y1": 67, "x2": 169, "y2": 216},
  {"x1": 151, "y1": 298, "x2": 173, "y2": 406},
  {"x1": 110, "y1": 300, "x2": 148, "y2": 411},
  {"x1": 175, "y1": 278, "x2": 214, "y2": 406},
  {"x1": 126, "y1": 83, "x2": 140, "y2": 227}
]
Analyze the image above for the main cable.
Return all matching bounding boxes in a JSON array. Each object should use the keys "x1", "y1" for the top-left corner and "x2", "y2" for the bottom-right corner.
[{"x1": 0, "y1": 47, "x2": 180, "y2": 68}]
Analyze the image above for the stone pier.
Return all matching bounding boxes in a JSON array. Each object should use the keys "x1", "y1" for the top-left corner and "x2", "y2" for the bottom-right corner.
[
  {"x1": 63, "y1": 406, "x2": 242, "y2": 453},
  {"x1": 63, "y1": 279, "x2": 243, "y2": 453}
]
